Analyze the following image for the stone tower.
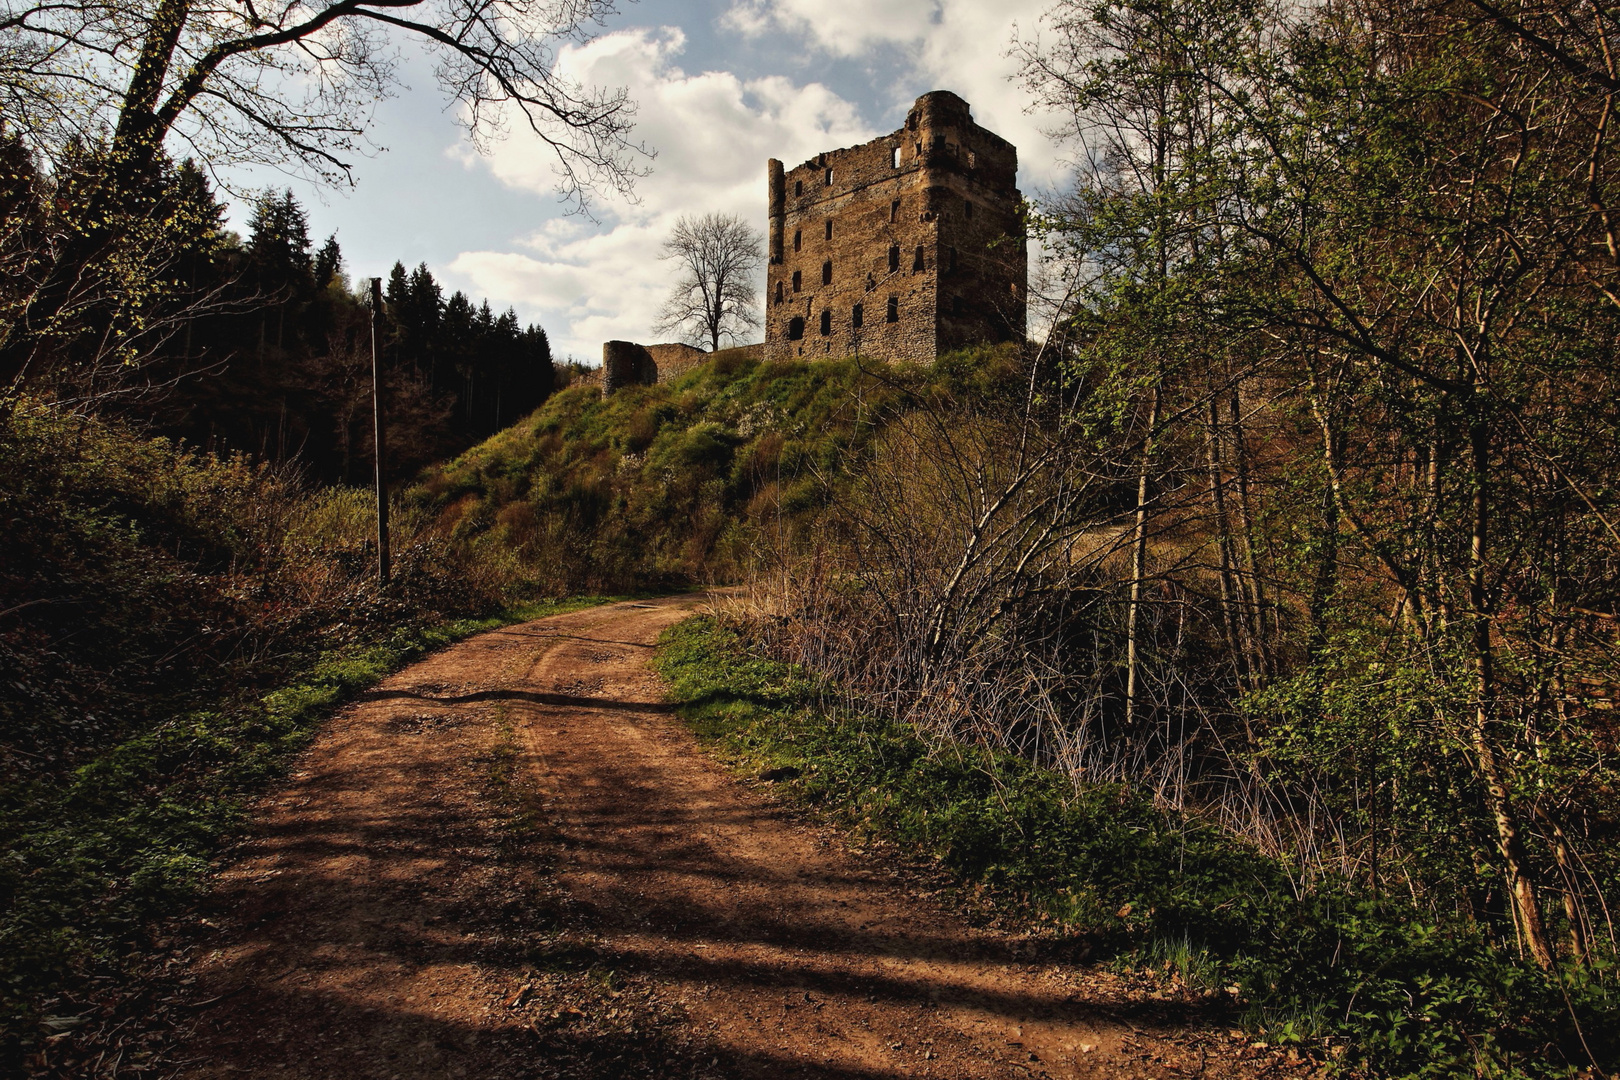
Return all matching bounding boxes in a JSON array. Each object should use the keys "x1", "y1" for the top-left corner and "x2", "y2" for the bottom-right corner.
[{"x1": 764, "y1": 91, "x2": 1025, "y2": 363}]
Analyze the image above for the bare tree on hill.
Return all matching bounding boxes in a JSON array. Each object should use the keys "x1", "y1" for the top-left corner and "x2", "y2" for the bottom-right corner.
[{"x1": 655, "y1": 213, "x2": 763, "y2": 352}]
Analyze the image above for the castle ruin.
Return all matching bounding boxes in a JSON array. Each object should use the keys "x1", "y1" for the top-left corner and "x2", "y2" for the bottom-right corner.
[
  {"x1": 765, "y1": 91, "x2": 1026, "y2": 363},
  {"x1": 601, "y1": 341, "x2": 710, "y2": 391}
]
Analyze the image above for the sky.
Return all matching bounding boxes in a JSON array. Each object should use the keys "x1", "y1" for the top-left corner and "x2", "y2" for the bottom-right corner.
[{"x1": 221, "y1": 0, "x2": 1072, "y2": 364}]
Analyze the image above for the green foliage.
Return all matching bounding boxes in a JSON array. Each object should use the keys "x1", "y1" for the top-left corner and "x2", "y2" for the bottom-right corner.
[
  {"x1": 1008, "y1": 0, "x2": 1620, "y2": 1015},
  {"x1": 656, "y1": 616, "x2": 1620, "y2": 1079},
  {"x1": 411, "y1": 348, "x2": 1021, "y2": 591},
  {"x1": 0, "y1": 145, "x2": 556, "y2": 484}
]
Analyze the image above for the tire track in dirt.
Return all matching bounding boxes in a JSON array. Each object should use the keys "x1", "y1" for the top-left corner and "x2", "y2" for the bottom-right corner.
[{"x1": 168, "y1": 595, "x2": 1309, "y2": 1080}]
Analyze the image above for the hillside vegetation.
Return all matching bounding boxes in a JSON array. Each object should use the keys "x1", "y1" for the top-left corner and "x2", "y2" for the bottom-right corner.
[{"x1": 409, "y1": 345, "x2": 1025, "y2": 593}]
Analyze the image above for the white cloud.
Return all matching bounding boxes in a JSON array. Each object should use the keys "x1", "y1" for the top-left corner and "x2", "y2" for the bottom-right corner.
[
  {"x1": 446, "y1": 27, "x2": 875, "y2": 362},
  {"x1": 722, "y1": 0, "x2": 1065, "y2": 191},
  {"x1": 721, "y1": 0, "x2": 943, "y2": 57}
]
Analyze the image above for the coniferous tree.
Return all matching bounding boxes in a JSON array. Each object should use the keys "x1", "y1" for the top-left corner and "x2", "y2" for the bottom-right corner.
[
  {"x1": 313, "y1": 235, "x2": 343, "y2": 292},
  {"x1": 2, "y1": 170, "x2": 554, "y2": 479}
]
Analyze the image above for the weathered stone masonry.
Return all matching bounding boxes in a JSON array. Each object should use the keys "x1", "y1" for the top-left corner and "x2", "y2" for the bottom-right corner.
[
  {"x1": 765, "y1": 91, "x2": 1026, "y2": 363},
  {"x1": 600, "y1": 341, "x2": 714, "y2": 391}
]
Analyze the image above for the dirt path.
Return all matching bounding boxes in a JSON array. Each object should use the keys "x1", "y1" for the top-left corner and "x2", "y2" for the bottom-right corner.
[{"x1": 170, "y1": 595, "x2": 1308, "y2": 1080}]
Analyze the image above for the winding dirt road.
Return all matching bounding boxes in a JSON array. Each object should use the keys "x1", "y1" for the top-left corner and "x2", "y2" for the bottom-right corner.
[{"x1": 170, "y1": 594, "x2": 1307, "y2": 1080}]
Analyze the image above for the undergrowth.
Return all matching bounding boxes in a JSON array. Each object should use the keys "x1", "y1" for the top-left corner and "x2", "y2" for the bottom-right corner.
[
  {"x1": 654, "y1": 616, "x2": 1619, "y2": 1080},
  {"x1": 0, "y1": 399, "x2": 620, "y2": 1065}
]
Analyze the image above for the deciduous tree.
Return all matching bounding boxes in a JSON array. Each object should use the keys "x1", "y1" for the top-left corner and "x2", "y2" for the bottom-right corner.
[
  {"x1": 0, "y1": 0, "x2": 646, "y2": 389},
  {"x1": 655, "y1": 213, "x2": 763, "y2": 352}
]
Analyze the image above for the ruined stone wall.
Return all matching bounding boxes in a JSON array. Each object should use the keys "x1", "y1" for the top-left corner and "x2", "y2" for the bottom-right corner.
[
  {"x1": 764, "y1": 90, "x2": 1025, "y2": 364},
  {"x1": 598, "y1": 341, "x2": 747, "y2": 392},
  {"x1": 646, "y1": 342, "x2": 707, "y2": 384},
  {"x1": 602, "y1": 341, "x2": 658, "y2": 393}
]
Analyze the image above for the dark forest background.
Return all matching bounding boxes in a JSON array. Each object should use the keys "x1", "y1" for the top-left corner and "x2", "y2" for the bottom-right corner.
[{"x1": 1, "y1": 135, "x2": 555, "y2": 483}]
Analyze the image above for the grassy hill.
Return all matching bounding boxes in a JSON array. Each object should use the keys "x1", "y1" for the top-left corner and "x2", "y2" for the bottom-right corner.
[{"x1": 408, "y1": 346, "x2": 1023, "y2": 593}]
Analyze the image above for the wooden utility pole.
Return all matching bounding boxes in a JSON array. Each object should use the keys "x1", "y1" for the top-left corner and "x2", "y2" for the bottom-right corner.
[{"x1": 370, "y1": 277, "x2": 390, "y2": 585}]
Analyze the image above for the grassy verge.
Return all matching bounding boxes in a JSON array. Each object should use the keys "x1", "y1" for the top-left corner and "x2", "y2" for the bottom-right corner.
[
  {"x1": 0, "y1": 595, "x2": 614, "y2": 1063},
  {"x1": 654, "y1": 616, "x2": 1618, "y2": 1080}
]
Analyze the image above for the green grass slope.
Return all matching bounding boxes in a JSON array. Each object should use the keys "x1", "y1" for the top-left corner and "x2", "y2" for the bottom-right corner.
[{"x1": 408, "y1": 346, "x2": 1024, "y2": 592}]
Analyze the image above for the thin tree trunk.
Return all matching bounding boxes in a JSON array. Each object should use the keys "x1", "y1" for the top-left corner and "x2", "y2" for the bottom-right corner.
[
  {"x1": 1308, "y1": 385, "x2": 1342, "y2": 655},
  {"x1": 1227, "y1": 384, "x2": 1272, "y2": 678},
  {"x1": 1206, "y1": 381, "x2": 1252, "y2": 687},
  {"x1": 1125, "y1": 382, "x2": 1162, "y2": 728},
  {"x1": 1468, "y1": 409, "x2": 1554, "y2": 969}
]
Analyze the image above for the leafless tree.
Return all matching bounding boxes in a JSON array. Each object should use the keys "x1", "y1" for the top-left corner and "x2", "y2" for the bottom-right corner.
[
  {"x1": 0, "y1": 0, "x2": 650, "y2": 388},
  {"x1": 654, "y1": 212, "x2": 763, "y2": 352}
]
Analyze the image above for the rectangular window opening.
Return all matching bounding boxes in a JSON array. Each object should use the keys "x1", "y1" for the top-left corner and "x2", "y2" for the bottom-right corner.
[
  {"x1": 891, "y1": 146, "x2": 902, "y2": 168},
  {"x1": 852, "y1": 303, "x2": 864, "y2": 329},
  {"x1": 792, "y1": 270, "x2": 801, "y2": 293},
  {"x1": 825, "y1": 219, "x2": 833, "y2": 240},
  {"x1": 885, "y1": 296, "x2": 899, "y2": 322}
]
